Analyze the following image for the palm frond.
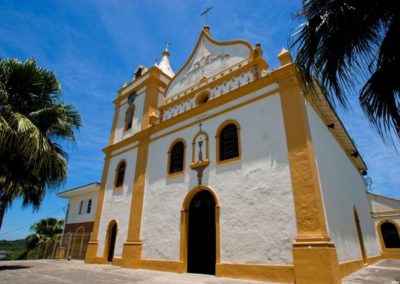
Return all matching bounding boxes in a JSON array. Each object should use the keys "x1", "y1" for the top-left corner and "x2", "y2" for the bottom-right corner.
[
  {"x1": 360, "y1": 13, "x2": 400, "y2": 142},
  {"x1": 291, "y1": 0, "x2": 400, "y2": 142},
  {"x1": 0, "y1": 57, "x2": 81, "y2": 228}
]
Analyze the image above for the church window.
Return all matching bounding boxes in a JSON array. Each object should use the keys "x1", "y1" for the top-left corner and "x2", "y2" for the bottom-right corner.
[
  {"x1": 78, "y1": 200, "x2": 84, "y2": 215},
  {"x1": 169, "y1": 140, "x2": 185, "y2": 174},
  {"x1": 125, "y1": 105, "x2": 135, "y2": 130},
  {"x1": 115, "y1": 161, "x2": 126, "y2": 188},
  {"x1": 217, "y1": 121, "x2": 240, "y2": 162}
]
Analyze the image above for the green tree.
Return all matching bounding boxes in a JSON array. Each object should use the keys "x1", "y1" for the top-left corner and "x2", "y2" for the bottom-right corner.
[
  {"x1": 292, "y1": 0, "x2": 400, "y2": 142},
  {"x1": 27, "y1": 217, "x2": 64, "y2": 248},
  {"x1": 0, "y1": 58, "x2": 81, "y2": 230},
  {"x1": 23, "y1": 218, "x2": 64, "y2": 260}
]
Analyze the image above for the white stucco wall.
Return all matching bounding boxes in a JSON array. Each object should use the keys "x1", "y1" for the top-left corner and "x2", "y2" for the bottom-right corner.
[
  {"x1": 141, "y1": 91, "x2": 297, "y2": 265},
  {"x1": 96, "y1": 149, "x2": 137, "y2": 258},
  {"x1": 306, "y1": 104, "x2": 381, "y2": 262},
  {"x1": 66, "y1": 191, "x2": 98, "y2": 224}
]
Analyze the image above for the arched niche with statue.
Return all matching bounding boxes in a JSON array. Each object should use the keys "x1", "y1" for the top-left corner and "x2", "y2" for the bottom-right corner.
[{"x1": 190, "y1": 124, "x2": 210, "y2": 185}]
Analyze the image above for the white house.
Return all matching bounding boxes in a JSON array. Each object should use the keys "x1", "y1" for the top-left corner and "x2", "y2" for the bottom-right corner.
[{"x1": 57, "y1": 182, "x2": 100, "y2": 235}]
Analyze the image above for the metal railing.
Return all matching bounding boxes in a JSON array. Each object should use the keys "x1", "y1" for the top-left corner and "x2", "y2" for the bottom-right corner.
[{"x1": 27, "y1": 232, "x2": 91, "y2": 260}]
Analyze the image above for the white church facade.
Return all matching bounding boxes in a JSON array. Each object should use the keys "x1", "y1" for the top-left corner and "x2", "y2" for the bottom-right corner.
[{"x1": 84, "y1": 27, "x2": 395, "y2": 283}]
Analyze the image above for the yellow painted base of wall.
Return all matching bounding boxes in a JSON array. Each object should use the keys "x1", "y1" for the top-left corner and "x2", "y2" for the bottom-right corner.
[
  {"x1": 339, "y1": 255, "x2": 381, "y2": 278},
  {"x1": 382, "y1": 250, "x2": 400, "y2": 259},
  {"x1": 339, "y1": 259, "x2": 364, "y2": 278},
  {"x1": 216, "y1": 263, "x2": 294, "y2": 283},
  {"x1": 140, "y1": 259, "x2": 182, "y2": 273},
  {"x1": 85, "y1": 256, "x2": 108, "y2": 264},
  {"x1": 84, "y1": 242, "x2": 387, "y2": 283},
  {"x1": 82, "y1": 254, "x2": 387, "y2": 283},
  {"x1": 293, "y1": 245, "x2": 341, "y2": 284},
  {"x1": 367, "y1": 255, "x2": 381, "y2": 264},
  {"x1": 112, "y1": 257, "x2": 124, "y2": 266}
]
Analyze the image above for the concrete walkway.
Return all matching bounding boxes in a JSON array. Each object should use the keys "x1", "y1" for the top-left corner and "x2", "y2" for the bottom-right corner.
[
  {"x1": 1, "y1": 259, "x2": 399, "y2": 283},
  {"x1": 343, "y1": 260, "x2": 400, "y2": 284},
  {"x1": 0, "y1": 260, "x2": 279, "y2": 284}
]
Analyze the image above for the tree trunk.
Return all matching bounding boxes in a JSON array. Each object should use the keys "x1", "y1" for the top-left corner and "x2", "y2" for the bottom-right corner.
[{"x1": 0, "y1": 203, "x2": 6, "y2": 231}]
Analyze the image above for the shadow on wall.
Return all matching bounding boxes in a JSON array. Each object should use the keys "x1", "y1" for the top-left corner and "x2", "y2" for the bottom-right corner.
[{"x1": 329, "y1": 206, "x2": 378, "y2": 261}]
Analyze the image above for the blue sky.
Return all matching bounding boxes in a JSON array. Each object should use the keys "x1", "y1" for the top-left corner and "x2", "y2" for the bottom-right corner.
[{"x1": 0, "y1": 0, "x2": 399, "y2": 240}]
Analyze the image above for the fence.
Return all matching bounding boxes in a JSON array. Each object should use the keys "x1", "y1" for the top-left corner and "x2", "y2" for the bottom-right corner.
[{"x1": 27, "y1": 232, "x2": 91, "y2": 260}]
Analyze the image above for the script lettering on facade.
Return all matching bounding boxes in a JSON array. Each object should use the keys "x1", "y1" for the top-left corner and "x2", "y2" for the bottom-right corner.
[{"x1": 181, "y1": 53, "x2": 230, "y2": 83}]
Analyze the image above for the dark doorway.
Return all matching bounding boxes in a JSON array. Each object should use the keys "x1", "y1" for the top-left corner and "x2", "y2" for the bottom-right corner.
[
  {"x1": 107, "y1": 223, "x2": 117, "y2": 262},
  {"x1": 381, "y1": 222, "x2": 400, "y2": 248},
  {"x1": 187, "y1": 190, "x2": 216, "y2": 275}
]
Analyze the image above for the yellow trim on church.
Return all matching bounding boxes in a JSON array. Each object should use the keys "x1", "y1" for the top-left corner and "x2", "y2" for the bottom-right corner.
[{"x1": 85, "y1": 28, "x2": 377, "y2": 284}]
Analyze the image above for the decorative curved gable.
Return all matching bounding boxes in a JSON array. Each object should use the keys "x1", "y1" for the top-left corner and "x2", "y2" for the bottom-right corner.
[{"x1": 165, "y1": 30, "x2": 253, "y2": 99}]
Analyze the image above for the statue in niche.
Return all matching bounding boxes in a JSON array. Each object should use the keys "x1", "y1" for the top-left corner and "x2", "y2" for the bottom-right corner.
[
  {"x1": 198, "y1": 139, "x2": 204, "y2": 162},
  {"x1": 190, "y1": 123, "x2": 210, "y2": 185}
]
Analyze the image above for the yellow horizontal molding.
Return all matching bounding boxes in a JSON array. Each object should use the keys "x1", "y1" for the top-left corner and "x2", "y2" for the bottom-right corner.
[
  {"x1": 372, "y1": 209, "x2": 400, "y2": 216},
  {"x1": 123, "y1": 240, "x2": 143, "y2": 246},
  {"x1": 110, "y1": 144, "x2": 139, "y2": 158}
]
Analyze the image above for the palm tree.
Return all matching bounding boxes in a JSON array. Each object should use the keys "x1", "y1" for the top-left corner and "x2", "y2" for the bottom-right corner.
[
  {"x1": 291, "y1": 0, "x2": 400, "y2": 143},
  {"x1": 30, "y1": 217, "x2": 64, "y2": 239},
  {"x1": 0, "y1": 58, "x2": 81, "y2": 230},
  {"x1": 25, "y1": 218, "x2": 64, "y2": 259}
]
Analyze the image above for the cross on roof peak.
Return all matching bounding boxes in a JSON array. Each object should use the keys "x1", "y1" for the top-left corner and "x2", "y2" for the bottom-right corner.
[{"x1": 200, "y1": 7, "x2": 212, "y2": 26}]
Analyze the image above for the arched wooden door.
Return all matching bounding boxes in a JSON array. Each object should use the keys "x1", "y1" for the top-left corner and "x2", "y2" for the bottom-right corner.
[
  {"x1": 187, "y1": 190, "x2": 216, "y2": 275},
  {"x1": 106, "y1": 222, "x2": 117, "y2": 262}
]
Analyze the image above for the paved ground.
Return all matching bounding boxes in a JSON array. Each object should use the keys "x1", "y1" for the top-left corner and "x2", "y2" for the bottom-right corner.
[
  {"x1": 343, "y1": 260, "x2": 400, "y2": 284},
  {"x1": 0, "y1": 260, "x2": 279, "y2": 284},
  {"x1": 0, "y1": 259, "x2": 399, "y2": 283}
]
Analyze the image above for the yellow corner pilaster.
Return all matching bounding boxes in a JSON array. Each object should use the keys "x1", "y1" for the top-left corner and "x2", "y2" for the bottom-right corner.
[
  {"x1": 85, "y1": 153, "x2": 112, "y2": 263},
  {"x1": 279, "y1": 70, "x2": 340, "y2": 284}
]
